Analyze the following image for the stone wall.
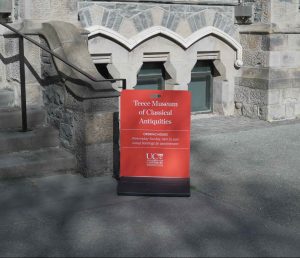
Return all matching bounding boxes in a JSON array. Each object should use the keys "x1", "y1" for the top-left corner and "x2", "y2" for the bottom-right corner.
[
  {"x1": 15, "y1": 0, "x2": 80, "y2": 24},
  {"x1": 267, "y1": 33, "x2": 300, "y2": 120},
  {"x1": 1, "y1": 33, "x2": 44, "y2": 107},
  {"x1": 235, "y1": 33, "x2": 269, "y2": 119},
  {"x1": 236, "y1": 0, "x2": 300, "y2": 121},
  {"x1": 41, "y1": 43, "x2": 119, "y2": 176},
  {"x1": 1, "y1": 0, "x2": 300, "y2": 123},
  {"x1": 235, "y1": 31, "x2": 300, "y2": 120},
  {"x1": 271, "y1": 0, "x2": 300, "y2": 27},
  {"x1": 78, "y1": 2, "x2": 239, "y2": 40},
  {"x1": 78, "y1": 1, "x2": 242, "y2": 116}
]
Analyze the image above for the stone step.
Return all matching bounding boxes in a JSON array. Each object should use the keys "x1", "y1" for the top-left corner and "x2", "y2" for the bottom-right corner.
[
  {"x1": 0, "y1": 107, "x2": 46, "y2": 130},
  {"x1": 0, "y1": 89, "x2": 14, "y2": 108},
  {"x1": 0, "y1": 126, "x2": 60, "y2": 154},
  {"x1": 0, "y1": 147, "x2": 77, "y2": 179}
]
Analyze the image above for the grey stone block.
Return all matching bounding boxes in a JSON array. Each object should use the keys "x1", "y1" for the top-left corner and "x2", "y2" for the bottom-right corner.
[
  {"x1": 286, "y1": 103, "x2": 296, "y2": 119},
  {"x1": 188, "y1": 15, "x2": 197, "y2": 32},
  {"x1": 249, "y1": 89, "x2": 268, "y2": 105},
  {"x1": 137, "y1": 4, "x2": 154, "y2": 11},
  {"x1": 235, "y1": 85, "x2": 267, "y2": 106},
  {"x1": 0, "y1": 89, "x2": 14, "y2": 108},
  {"x1": 242, "y1": 50, "x2": 268, "y2": 67},
  {"x1": 0, "y1": 107, "x2": 46, "y2": 130},
  {"x1": 113, "y1": 14, "x2": 123, "y2": 31},
  {"x1": 269, "y1": 79, "x2": 293, "y2": 90},
  {"x1": 235, "y1": 85, "x2": 249, "y2": 103},
  {"x1": 101, "y1": 9, "x2": 109, "y2": 26},
  {"x1": 295, "y1": 103, "x2": 300, "y2": 116},
  {"x1": 106, "y1": 11, "x2": 118, "y2": 29},
  {"x1": 292, "y1": 79, "x2": 300, "y2": 88},
  {"x1": 188, "y1": 5, "x2": 205, "y2": 13},
  {"x1": 213, "y1": 12, "x2": 222, "y2": 28},
  {"x1": 268, "y1": 89, "x2": 281, "y2": 105},
  {"x1": 84, "y1": 9, "x2": 92, "y2": 27},
  {"x1": 161, "y1": 10, "x2": 168, "y2": 27},
  {"x1": 166, "y1": 13, "x2": 176, "y2": 29},
  {"x1": 60, "y1": 123, "x2": 73, "y2": 146},
  {"x1": 84, "y1": 142, "x2": 114, "y2": 177},
  {"x1": 170, "y1": 15, "x2": 180, "y2": 31},
  {"x1": 85, "y1": 112, "x2": 115, "y2": 145},
  {"x1": 170, "y1": 5, "x2": 186, "y2": 13},
  {"x1": 0, "y1": 147, "x2": 76, "y2": 179},
  {"x1": 139, "y1": 11, "x2": 152, "y2": 29},
  {"x1": 133, "y1": 16, "x2": 143, "y2": 32},
  {"x1": 268, "y1": 104, "x2": 286, "y2": 121},
  {"x1": 240, "y1": 34, "x2": 270, "y2": 51},
  {"x1": 235, "y1": 77, "x2": 269, "y2": 90},
  {"x1": 194, "y1": 13, "x2": 206, "y2": 29},
  {"x1": 0, "y1": 126, "x2": 59, "y2": 154},
  {"x1": 97, "y1": 3, "x2": 116, "y2": 10},
  {"x1": 120, "y1": 4, "x2": 140, "y2": 18},
  {"x1": 241, "y1": 103, "x2": 259, "y2": 119},
  {"x1": 269, "y1": 34, "x2": 288, "y2": 51}
]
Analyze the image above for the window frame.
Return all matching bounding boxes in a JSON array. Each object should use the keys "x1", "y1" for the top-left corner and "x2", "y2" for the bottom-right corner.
[
  {"x1": 135, "y1": 62, "x2": 166, "y2": 90},
  {"x1": 189, "y1": 61, "x2": 213, "y2": 114}
]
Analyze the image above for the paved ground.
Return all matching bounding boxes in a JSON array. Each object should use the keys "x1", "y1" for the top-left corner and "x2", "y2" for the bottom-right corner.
[{"x1": 1, "y1": 116, "x2": 300, "y2": 257}]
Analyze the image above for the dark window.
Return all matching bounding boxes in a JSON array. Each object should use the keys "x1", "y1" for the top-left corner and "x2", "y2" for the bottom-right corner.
[
  {"x1": 189, "y1": 61, "x2": 213, "y2": 113},
  {"x1": 135, "y1": 62, "x2": 165, "y2": 90},
  {"x1": 95, "y1": 63, "x2": 113, "y2": 79}
]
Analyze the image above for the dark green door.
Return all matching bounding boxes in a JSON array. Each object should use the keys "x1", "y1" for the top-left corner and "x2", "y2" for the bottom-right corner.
[{"x1": 189, "y1": 61, "x2": 212, "y2": 113}]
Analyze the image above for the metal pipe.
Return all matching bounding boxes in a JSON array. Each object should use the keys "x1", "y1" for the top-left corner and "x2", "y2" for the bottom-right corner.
[
  {"x1": 19, "y1": 36, "x2": 27, "y2": 132},
  {"x1": 122, "y1": 79, "x2": 127, "y2": 90}
]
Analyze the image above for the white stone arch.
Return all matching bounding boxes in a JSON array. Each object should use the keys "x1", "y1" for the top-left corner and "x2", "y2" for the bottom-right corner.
[
  {"x1": 87, "y1": 25, "x2": 243, "y2": 116},
  {"x1": 87, "y1": 25, "x2": 243, "y2": 68}
]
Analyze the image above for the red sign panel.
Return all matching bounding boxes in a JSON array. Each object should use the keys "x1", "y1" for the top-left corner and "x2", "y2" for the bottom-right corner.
[{"x1": 120, "y1": 90, "x2": 191, "y2": 179}]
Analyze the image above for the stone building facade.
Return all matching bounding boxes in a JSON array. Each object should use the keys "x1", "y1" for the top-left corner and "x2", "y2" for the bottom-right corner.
[
  {"x1": 0, "y1": 0, "x2": 299, "y2": 176},
  {"x1": 1, "y1": 0, "x2": 300, "y2": 122}
]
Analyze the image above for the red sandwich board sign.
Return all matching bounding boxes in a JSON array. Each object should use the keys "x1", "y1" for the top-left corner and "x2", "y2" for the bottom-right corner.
[{"x1": 118, "y1": 90, "x2": 191, "y2": 197}]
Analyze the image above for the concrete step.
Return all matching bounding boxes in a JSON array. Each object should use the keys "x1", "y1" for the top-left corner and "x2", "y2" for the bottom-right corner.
[
  {"x1": 0, "y1": 107, "x2": 46, "y2": 130},
  {"x1": 0, "y1": 147, "x2": 77, "y2": 179},
  {"x1": 0, "y1": 126, "x2": 60, "y2": 154},
  {"x1": 0, "y1": 89, "x2": 14, "y2": 108}
]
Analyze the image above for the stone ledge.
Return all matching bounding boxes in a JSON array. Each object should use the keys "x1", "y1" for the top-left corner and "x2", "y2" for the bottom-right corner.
[
  {"x1": 239, "y1": 24, "x2": 300, "y2": 34},
  {"x1": 89, "y1": 0, "x2": 239, "y2": 5}
]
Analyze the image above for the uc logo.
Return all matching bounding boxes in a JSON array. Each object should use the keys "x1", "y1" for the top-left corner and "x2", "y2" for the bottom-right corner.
[{"x1": 146, "y1": 153, "x2": 164, "y2": 160}]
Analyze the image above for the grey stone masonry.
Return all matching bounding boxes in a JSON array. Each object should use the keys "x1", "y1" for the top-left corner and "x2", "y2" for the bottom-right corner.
[
  {"x1": 43, "y1": 81, "x2": 119, "y2": 177},
  {"x1": 78, "y1": 1, "x2": 239, "y2": 39},
  {"x1": 243, "y1": 0, "x2": 271, "y2": 23},
  {"x1": 41, "y1": 40, "x2": 119, "y2": 177},
  {"x1": 237, "y1": 30, "x2": 300, "y2": 121}
]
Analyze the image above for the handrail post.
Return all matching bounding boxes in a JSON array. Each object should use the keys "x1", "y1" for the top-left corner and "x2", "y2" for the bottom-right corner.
[
  {"x1": 122, "y1": 79, "x2": 126, "y2": 90},
  {"x1": 19, "y1": 35, "x2": 27, "y2": 132}
]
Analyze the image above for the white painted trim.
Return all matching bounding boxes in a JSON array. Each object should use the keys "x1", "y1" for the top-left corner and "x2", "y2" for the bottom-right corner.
[
  {"x1": 197, "y1": 51, "x2": 220, "y2": 60},
  {"x1": 91, "y1": 53, "x2": 112, "y2": 64},
  {"x1": 143, "y1": 52, "x2": 169, "y2": 62},
  {"x1": 87, "y1": 25, "x2": 243, "y2": 68}
]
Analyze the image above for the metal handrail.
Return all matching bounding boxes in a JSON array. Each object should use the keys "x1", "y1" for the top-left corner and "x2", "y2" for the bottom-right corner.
[{"x1": 0, "y1": 22, "x2": 126, "y2": 131}]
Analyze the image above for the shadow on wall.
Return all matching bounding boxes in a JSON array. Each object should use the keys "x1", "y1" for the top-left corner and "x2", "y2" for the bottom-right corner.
[
  {"x1": 0, "y1": 47, "x2": 60, "y2": 89},
  {"x1": 0, "y1": 41, "x2": 100, "y2": 95}
]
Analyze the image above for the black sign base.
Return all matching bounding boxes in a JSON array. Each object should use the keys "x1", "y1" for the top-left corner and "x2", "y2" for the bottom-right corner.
[{"x1": 117, "y1": 177, "x2": 190, "y2": 197}]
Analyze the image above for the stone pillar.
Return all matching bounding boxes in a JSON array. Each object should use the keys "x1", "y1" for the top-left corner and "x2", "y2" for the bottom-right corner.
[
  {"x1": 69, "y1": 97, "x2": 119, "y2": 177},
  {"x1": 43, "y1": 82, "x2": 119, "y2": 177},
  {"x1": 41, "y1": 38, "x2": 120, "y2": 177}
]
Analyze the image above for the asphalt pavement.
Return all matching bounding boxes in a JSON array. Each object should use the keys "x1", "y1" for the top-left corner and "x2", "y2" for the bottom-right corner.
[{"x1": 1, "y1": 116, "x2": 300, "y2": 257}]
